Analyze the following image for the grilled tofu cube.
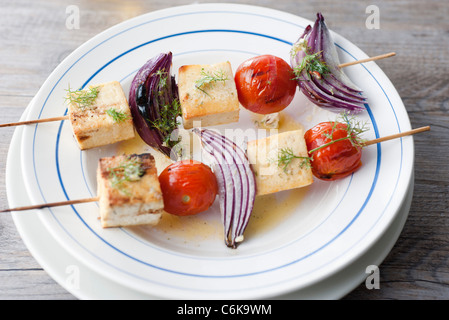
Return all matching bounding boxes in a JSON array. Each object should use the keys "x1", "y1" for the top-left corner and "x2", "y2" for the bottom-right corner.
[
  {"x1": 96, "y1": 153, "x2": 164, "y2": 228},
  {"x1": 178, "y1": 61, "x2": 239, "y2": 129},
  {"x1": 67, "y1": 81, "x2": 135, "y2": 150},
  {"x1": 247, "y1": 129, "x2": 313, "y2": 196}
]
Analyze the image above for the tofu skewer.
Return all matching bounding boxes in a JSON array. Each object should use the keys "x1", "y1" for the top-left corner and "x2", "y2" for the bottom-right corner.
[
  {"x1": 1, "y1": 153, "x2": 164, "y2": 228},
  {"x1": 67, "y1": 81, "x2": 135, "y2": 150},
  {"x1": 1, "y1": 81, "x2": 136, "y2": 150},
  {"x1": 0, "y1": 53, "x2": 395, "y2": 136},
  {"x1": 0, "y1": 126, "x2": 427, "y2": 215}
]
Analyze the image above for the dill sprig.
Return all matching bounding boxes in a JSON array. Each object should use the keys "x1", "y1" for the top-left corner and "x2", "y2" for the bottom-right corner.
[
  {"x1": 150, "y1": 98, "x2": 182, "y2": 148},
  {"x1": 292, "y1": 39, "x2": 330, "y2": 80},
  {"x1": 65, "y1": 85, "x2": 100, "y2": 110},
  {"x1": 274, "y1": 147, "x2": 312, "y2": 173},
  {"x1": 106, "y1": 108, "x2": 130, "y2": 123},
  {"x1": 308, "y1": 113, "x2": 370, "y2": 155},
  {"x1": 145, "y1": 68, "x2": 182, "y2": 149},
  {"x1": 195, "y1": 68, "x2": 229, "y2": 95},
  {"x1": 108, "y1": 156, "x2": 145, "y2": 195},
  {"x1": 153, "y1": 69, "x2": 168, "y2": 90}
]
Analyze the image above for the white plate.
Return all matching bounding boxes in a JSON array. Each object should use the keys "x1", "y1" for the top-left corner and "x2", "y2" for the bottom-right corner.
[
  {"x1": 18, "y1": 3, "x2": 413, "y2": 299},
  {"x1": 7, "y1": 101, "x2": 414, "y2": 300}
]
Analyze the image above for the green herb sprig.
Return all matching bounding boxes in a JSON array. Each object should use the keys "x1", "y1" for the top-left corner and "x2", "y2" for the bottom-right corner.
[
  {"x1": 106, "y1": 108, "x2": 130, "y2": 123},
  {"x1": 291, "y1": 39, "x2": 330, "y2": 81},
  {"x1": 195, "y1": 68, "x2": 229, "y2": 96},
  {"x1": 146, "y1": 68, "x2": 182, "y2": 149},
  {"x1": 65, "y1": 85, "x2": 100, "y2": 110},
  {"x1": 108, "y1": 156, "x2": 145, "y2": 195},
  {"x1": 154, "y1": 69, "x2": 168, "y2": 90},
  {"x1": 150, "y1": 98, "x2": 182, "y2": 148},
  {"x1": 308, "y1": 113, "x2": 370, "y2": 155},
  {"x1": 273, "y1": 148, "x2": 312, "y2": 173}
]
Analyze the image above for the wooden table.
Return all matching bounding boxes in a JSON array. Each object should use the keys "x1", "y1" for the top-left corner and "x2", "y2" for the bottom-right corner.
[{"x1": 1, "y1": 0, "x2": 448, "y2": 300}]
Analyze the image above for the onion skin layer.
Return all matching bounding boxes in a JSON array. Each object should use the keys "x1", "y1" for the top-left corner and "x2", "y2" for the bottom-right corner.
[
  {"x1": 290, "y1": 13, "x2": 367, "y2": 114},
  {"x1": 193, "y1": 128, "x2": 257, "y2": 249},
  {"x1": 129, "y1": 52, "x2": 179, "y2": 157}
]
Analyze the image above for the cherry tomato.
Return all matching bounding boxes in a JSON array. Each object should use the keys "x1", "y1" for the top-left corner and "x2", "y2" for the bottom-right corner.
[
  {"x1": 234, "y1": 54, "x2": 297, "y2": 114},
  {"x1": 158, "y1": 160, "x2": 218, "y2": 216},
  {"x1": 304, "y1": 122, "x2": 363, "y2": 181}
]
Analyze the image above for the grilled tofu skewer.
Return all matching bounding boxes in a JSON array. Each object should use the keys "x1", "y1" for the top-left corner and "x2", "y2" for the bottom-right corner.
[
  {"x1": 1, "y1": 53, "x2": 396, "y2": 129},
  {"x1": 1, "y1": 126, "x2": 427, "y2": 216},
  {"x1": 1, "y1": 81, "x2": 136, "y2": 150},
  {"x1": 2, "y1": 153, "x2": 165, "y2": 228}
]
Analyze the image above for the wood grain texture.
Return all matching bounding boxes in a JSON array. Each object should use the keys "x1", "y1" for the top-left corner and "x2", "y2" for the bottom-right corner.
[{"x1": 0, "y1": 0, "x2": 448, "y2": 300}]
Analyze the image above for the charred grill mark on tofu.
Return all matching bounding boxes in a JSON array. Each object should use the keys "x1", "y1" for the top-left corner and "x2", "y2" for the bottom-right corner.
[
  {"x1": 77, "y1": 135, "x2": 91, "y2": 141},
  {"x1": 97, "y1": 153, "x2": 163, "y2": 228}
]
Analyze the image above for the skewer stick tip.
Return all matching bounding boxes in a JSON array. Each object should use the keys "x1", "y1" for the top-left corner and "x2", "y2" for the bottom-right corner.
[
  {"x1": 338, "y1": 52, "x2": 396, "y2": 68},
  {"x1": 364, "y1": 126, "x2": 430, "y2": 146},
  {"x1": 0, "y1": 115, "x2": 69, "y2": 128},
  {"x1": 1, "y1": 196, "x2": 99, "y2": 213}
]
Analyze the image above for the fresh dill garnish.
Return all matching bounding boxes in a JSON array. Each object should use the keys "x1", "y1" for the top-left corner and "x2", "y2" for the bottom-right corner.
[
  {"x1": 106, "y1": 108, "x2": 130, "y2": 123},
  {"x1": 153, "y1": 69, "x2": 168, "y2": 90},
  {"x1": 308, "y1": 113, "x2": 370, "y2": 155},
  {"x1": 150, "y1": 98, "x2": 182, "y2": 148},
  {"x1": 108, "y1": 155, "x2": 145, "y2": 195},
  {"x1": 195, "y1": 68, "x2": 229, "y2": 95},
  {"x1": 273, "y1": 147, "x2": 312, "y2": 173},
  {"x1": 145, "y1": 68, "x2": 182, "y2": 149},
  {"x1": 65, "y1": 85, "x2": 100, "y2": 110},
  {"x1": 291, "y1": 39, "x2": 330, "y2": 81}
]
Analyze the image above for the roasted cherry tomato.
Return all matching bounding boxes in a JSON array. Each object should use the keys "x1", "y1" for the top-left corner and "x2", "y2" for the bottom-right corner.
[
  {"x1": 234, "y1": 54, "x2": 297, "y2": 114},
  {"x1": 158, "y1": 160, "x2": 218, "y2": 216},
  {"x1": 304, "y1": 122, "x2": 363, "y2": 181}
]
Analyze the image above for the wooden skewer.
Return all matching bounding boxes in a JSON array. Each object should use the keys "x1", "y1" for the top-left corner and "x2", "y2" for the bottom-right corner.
[
  {"x1": 0, "y1": 115, "x2": 69, "y2": 128},
  {"x1": 0, "y1": 53, "x2": 395, "y2": 128},
  {"x1": 338, "y1": 52, "x2": 396, "y2": 68},
  {"x1": 0, "y1": 196, "x2": 99, "y2": 213},
  {"x1": 363, "y1": 126, "x2": 430, "y2": 146},
  {"x1": 0, "y1": 125, "x2": 429, "y2": 214}
]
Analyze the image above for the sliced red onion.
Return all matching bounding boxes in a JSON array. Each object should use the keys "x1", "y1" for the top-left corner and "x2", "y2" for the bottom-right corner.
[
  {"x1": 290, "y1": 13, "x2": 367, "y2": 114},
  {"x1": 193, "y1": 128, "x2": 256, "y2": 249},
  {"x1": 129, "y1": 52, "x2": 179, "y2": 157}
]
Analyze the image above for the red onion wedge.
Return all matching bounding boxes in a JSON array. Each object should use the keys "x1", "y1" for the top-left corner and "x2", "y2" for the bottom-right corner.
[
  {"x1": 193, "y1": 128, "x2": 257, "y2": 249},
  {"x1": 129, "y1": 52, "x2": 180, "y2": 157},
  {"x1": 290, "y1": 13, "x2": 367, "y2": 114}
]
